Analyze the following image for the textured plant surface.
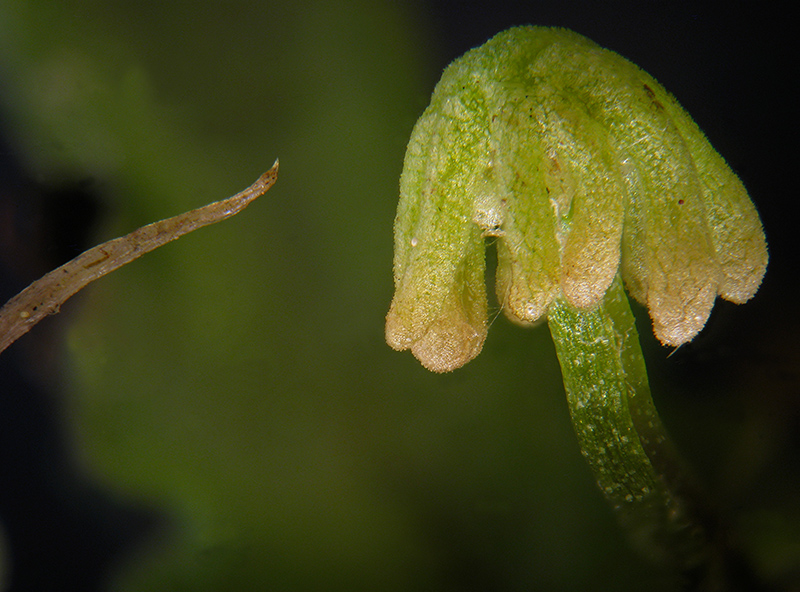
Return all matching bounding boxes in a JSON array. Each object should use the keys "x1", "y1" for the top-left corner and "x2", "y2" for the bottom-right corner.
[
  {"x1": 386, "y1": 26, "x2": 767, "y2": 372},
  {"x1": 0, "y1": 6, "x2": 791, "y2": 592},
  {"x1": 385, "y1": 25, "x2": 769, "y2": 587}
]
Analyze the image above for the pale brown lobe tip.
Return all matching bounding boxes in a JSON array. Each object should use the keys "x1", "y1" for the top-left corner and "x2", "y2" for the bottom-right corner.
[
  {"x1": 648, "y1": 284, "x2": 717, "y2": 347},
  {"x1": 385, "y1": 307, "x2": 412, "y2": 352},
  {"x1": 410, "y1": 317, "x2": 486, "y2": 373},
  {"x1": 386, "y1": 305, "x2": 486, "y2": 373}
]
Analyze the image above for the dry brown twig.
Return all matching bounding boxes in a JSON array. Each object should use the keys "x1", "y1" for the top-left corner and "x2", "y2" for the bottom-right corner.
[{"x1": 0, "y1": 160, "x2": 279, "y2": 355}]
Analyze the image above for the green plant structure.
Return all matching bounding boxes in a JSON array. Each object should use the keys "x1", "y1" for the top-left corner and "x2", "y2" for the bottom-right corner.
[{"x1": 386, "y1": 26, "x2": 768, "y2": 588}]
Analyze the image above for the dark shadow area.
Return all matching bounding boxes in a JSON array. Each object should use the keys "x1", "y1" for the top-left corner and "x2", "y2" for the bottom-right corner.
[{"x1": 0, "y1": 129, "x2": 164, "y2": 591}]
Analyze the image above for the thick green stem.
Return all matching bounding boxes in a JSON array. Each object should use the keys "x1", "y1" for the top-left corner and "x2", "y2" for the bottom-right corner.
[{"x1": 548, "y1": 276, "x2": 716, "y2": 578}]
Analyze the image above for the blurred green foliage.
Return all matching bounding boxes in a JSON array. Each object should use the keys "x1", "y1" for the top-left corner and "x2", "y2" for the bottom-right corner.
[{"x1": 0, "y1": 2, "x2": 796, "y2": 591}]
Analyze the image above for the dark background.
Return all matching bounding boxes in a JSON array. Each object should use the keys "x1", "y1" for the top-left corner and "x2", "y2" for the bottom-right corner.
[{"x1": 1, "y1": 2, "x2": 796, "y2": 591}]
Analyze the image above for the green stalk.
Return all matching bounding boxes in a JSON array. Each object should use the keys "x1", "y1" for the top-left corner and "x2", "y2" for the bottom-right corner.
[
  {"x1": 548, "y1": 276, "x2": 720, "y2": 582},
  {"x1": 385, "y1": 25, "x2": 770, "y2": 589}
]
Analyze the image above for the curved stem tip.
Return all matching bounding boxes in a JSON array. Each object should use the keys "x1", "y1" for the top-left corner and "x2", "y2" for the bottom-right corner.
[{"x1": 0, "y1": 161, "x2": 279, "y2": 355}]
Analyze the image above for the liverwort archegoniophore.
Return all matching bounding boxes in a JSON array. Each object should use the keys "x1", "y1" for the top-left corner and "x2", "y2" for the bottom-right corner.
[{"x1": 386, "y1": 26, "x2": 767, "y2": 587}]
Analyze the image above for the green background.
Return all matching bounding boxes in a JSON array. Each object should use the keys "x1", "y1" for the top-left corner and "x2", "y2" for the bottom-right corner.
[{"x1": 0, "y1": 2, "x2": 796, "y2": 590}]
